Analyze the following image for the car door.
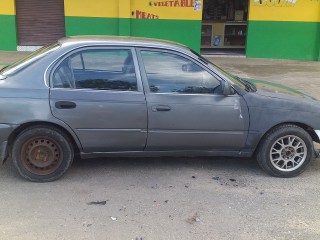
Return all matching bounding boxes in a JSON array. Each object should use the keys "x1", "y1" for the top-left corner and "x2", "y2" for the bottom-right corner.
[
  {"x1": 137, "y1": 49, "x2": 249, "y2": 151},
  {"x1": 49, "y1": 47, "x2": 147, "y2": 152}
]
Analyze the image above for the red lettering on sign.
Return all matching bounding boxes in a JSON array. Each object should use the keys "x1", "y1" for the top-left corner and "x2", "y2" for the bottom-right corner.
[
  {"x1": 136, "y1": 10, "x2": 159, "y2": 19},
  {"x1": 151, "y1": 0, "x2": 194, "y2": 7}
]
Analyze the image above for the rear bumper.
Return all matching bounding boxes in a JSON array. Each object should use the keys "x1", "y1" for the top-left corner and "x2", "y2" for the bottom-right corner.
[
  {"x1": 0, "y1": 141, "x2": 8, "y2": 162},
  {"x1": 0, "y1": 124, "x2": 17, "y2": 162}
]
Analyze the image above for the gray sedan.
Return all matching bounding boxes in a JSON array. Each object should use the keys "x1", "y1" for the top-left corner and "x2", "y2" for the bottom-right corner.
[{"x1": 0, "y1": 36, "x2": 319, "y2": 182}]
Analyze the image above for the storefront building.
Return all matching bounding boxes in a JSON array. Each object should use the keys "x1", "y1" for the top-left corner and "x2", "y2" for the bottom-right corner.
[
  {"x1": 0, "y1": 0, "x2": 319, "y2": 61},
  {"x1": 201, "y1": 0, "x2": 319, "y2": 61},
  {"x1": 246, "y1": 0, "x2": 319, "y2": 61},
  {"x1": 0, "y1": 0, "x2": 202, "y2": 51}
]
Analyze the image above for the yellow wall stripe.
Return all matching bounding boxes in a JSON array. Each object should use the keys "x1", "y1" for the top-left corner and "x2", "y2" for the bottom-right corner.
[
  {"x1": 64, "y1": 0, "x2": 119, "y2": 18},
  {"x1": 119, "y1": 0, "x2": 131, "y2": 19},
  {"x1": 64, "y1": 0, "x2": 202, "y2": 20},
  {"x1": 0, "y1": 0, "x2": 15, "y2": 15},
  {"x1": 249, "y1": 0, "x2": 320, "y2": 22}
]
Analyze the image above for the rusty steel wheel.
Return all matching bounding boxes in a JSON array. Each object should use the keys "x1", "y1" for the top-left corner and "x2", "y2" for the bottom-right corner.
[
  {"x1": 12, "y1": 126, "x2": 74, "y2": 182},
  {"x1": 20, "y1": 136, "x2": 63, "y2": 176}
]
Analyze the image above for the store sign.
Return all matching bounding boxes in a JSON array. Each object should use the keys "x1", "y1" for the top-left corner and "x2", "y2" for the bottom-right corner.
[
  {"x1": 253, "y1": 0, "x2": 298, "y2": 7},
  {"x1": 150, "y1": 0, "x2": 194, "y2": 7},
  {"x1": 249, "y1": 0, "x2": 319, "y2": 22},
  {"x1": 131, "y1": 0, "x2": 202, "y2": 20},
  {"x1": 133, "y1": 10, "x2": 159, "y2": 19},
  {"x1": 64, "y1": 0, "x2": 202, "y2": 20}
]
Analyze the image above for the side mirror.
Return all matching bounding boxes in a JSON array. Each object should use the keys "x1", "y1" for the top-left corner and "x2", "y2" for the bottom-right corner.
[
  {"x1": 182, "y1": 63, "x2": 202, "y2": 73},
  {"x1": 182, "y1": 63, "x2": 193, "y2": 72},
  {"x1": 223, "y1": 81, "x2": 235, "y2": 96}
]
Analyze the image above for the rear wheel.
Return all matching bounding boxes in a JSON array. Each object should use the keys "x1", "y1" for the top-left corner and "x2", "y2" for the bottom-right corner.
[
  {"x1": 12, "y1": 126, "x2": 74, "y2": 182},
  {"x1": 257, "y1": 124, "x2": 314, "y2": 177}
]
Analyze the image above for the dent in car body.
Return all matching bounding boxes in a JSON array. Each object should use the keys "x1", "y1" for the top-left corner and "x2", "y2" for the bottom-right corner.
[{"x1": 243, "y1": 87, "x2": 320, "y2": 151}]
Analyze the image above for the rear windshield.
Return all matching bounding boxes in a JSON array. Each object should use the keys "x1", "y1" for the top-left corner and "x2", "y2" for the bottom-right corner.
[{"x1": 0, "y1": 43, "x2": 60, "y2": 76}]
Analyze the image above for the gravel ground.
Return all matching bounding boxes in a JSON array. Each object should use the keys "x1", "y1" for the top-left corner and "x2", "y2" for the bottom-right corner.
[{"x1": 1, "y1": 156, "x2": 320, "y2": 240}]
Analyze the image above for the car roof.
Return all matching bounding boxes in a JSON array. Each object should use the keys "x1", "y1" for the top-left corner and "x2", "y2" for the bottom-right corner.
[{"x1": 58, "y1": 35, "x2": 190, "y2": 51}]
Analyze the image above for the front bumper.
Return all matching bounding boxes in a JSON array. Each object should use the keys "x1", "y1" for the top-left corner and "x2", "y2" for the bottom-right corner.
[
  {"x1": 315, "y1": 130, "x2": 320, "y2": 141},
  {"x1": 313, "y1": 130, "x2": 320, "y2": 158}
]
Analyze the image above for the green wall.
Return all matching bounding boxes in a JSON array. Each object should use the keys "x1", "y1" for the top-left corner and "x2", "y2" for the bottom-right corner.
[
  {"x1": 1, "y1": 10, "x2": 318, "y2": 61},
  {"x1": 318, "y1": 25, "x2": 320, "y2": 61},
  {"x1": 0, "y1": 15, "x2": 17, "y2": 51},
  {"x1": 131, "y1": 19, "x2": 201, "y2": 52},
  {"x1": 65, "y1": 17, "x2": 119, "y2": 36},
  {"x1": 246, "y1": 21, "x2": 320, "y2": 61},
  {"x1": 65, "y1": 16, "x2": 201, "y2": 52}
]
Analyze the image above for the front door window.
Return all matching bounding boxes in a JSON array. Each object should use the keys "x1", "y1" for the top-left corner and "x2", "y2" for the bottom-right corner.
[{"x1": 141, "y1": 51, "x2": 222, "y2": 94}]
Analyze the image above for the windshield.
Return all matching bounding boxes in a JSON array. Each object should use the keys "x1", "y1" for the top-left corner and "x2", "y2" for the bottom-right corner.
[
  {"x1": 190, "y1": 49, "x2": 248, "y2": 91},
  {"x1": 0, "y1": 43, "x2": 60, "y2": 76}
]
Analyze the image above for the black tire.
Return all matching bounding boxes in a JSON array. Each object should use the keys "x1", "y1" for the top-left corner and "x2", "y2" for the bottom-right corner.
[
  {"x1": 256, "y1": 124, "x2": 314, "y2": 178},
  {"x1": 12, "y1": 125, "x2": 74, "y2": 182}
]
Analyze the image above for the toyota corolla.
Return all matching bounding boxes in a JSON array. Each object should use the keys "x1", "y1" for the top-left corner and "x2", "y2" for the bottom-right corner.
[{"x1": 0, "y1": 36, "x2": 319, "y2": 182}]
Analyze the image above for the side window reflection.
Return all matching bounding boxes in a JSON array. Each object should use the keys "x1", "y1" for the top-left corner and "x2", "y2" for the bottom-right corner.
[
  {"x1": 52, "y1": 58, "x2": 75, "y2": 88},
  {"x1": 52, "y1": 49, "x2": 137, "y2": 91},
  {"x1": 141, "y1": 51, "x2": 222, "y2": 94}
]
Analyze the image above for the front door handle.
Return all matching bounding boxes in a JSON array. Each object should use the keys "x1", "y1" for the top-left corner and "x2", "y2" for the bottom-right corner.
[
  {"x1": 55, "y1": 101, "x2": 76, "y2": 109},
  {"x1": 152, "y1": 105, "x2": 171, "y2": 112}
]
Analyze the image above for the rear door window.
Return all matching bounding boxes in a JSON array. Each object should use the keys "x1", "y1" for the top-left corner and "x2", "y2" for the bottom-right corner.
[{"x1": 52, "y1": 49, "x2": 137, "y2": 91}]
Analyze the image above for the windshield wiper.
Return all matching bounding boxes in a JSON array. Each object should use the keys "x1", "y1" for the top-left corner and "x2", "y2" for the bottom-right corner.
[
  {"x1": 242, "y1": 79, "x2": 257, "y2": 92},
  {"x1": 0, "y1": 65, "x2": 9, "y2": 72},
  {"x1": 197, "y1": 57, "x2": 209, "y2": 65},
  {"x1": 234, "y1": 76, "x2": 256, "y2": 92}
]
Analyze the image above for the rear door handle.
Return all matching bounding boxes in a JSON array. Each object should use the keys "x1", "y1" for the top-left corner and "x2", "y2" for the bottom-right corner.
[
  {"x1": 55, "y1": 101, "x2": 76, "y2": 109},
  {"x1": 152, "y1": 105, "x2": 171, "y2": 112}
]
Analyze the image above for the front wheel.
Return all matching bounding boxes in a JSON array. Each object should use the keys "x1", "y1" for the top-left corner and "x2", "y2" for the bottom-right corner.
[
  {"x1": 12, "y1": 126, "x2": 74, "y2": 182},
  {"x1": 257, "y1": 124, "x2": 314, "y2": 178}
]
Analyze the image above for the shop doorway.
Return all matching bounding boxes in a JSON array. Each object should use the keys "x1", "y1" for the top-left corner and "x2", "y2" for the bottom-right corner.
[
  {"x1": 16, "y1": 0, "x2": 65, "y2": 50},
  {"x1": 201, "y1": 0, "x2": 248, "y2": 55}
]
